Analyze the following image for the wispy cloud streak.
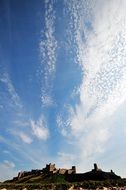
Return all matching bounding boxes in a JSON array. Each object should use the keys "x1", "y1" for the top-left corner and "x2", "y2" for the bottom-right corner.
[
  {"x1": 39, "y1": 0, "x2": 57, "y2": 106},
  {"x1": 31, "y1": 115, "x2": 49, "y2": 140},
  {"x1": 0, "y1": 161, "x2": 17, "y2": 182},
  {"x1": 0, "y1": 72, "x2": 23, "y2": 109}
]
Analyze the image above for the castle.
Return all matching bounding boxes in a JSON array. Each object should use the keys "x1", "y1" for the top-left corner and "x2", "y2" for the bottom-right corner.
[
  {"x1": 43, "y1": 163, "x2": 76, "y2": 174},
  {"x1": 17, "y1": 163, "x2": 76, "y2": 179},
  {"x1": 15, "y1": 163, "x2": 120, "y2": 182}
]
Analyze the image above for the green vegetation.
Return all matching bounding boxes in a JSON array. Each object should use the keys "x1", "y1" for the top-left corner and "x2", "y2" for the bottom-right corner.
[
  {"x1": 44, "y1": 174, "x2": 66, "y2": 183},
  {"x1": 1, "y1": 179, "x2": 126, "y2": 190}
]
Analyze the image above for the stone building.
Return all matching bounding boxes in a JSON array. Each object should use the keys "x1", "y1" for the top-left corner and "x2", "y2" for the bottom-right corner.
[
  {"x1": 67, "y1": 166, "x2": 76, "y2": 174},
  {"x1": 42, "y1": 163, "x2": 76, "y2": 175},
  {"x1": 42, "y1": 163, "x2": 58, "y2": 174},
  {"x1": 58, "y1": 168, "x2": 67, "y2": 174}
]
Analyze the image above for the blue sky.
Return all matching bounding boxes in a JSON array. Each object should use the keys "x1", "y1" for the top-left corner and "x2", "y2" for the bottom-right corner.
[{"x1": 1, "y1": 0, "x2": 126, "y2": 181}]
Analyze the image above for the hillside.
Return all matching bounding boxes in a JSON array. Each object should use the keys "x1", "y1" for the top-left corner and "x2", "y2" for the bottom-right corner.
[{"x1": 1, "y1": 163, "x2": 125, "y2": 190}]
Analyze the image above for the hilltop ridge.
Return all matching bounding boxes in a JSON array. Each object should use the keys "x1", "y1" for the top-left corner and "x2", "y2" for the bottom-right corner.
[
  {"x1": 4, "y1": 163, "x2": 121, "y2": 184},
  {"x1": 1, "y1": 164, "x2": 126, "y2": 190}
]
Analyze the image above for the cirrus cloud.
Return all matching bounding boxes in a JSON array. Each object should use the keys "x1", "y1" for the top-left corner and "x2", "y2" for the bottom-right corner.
[{"x1": 31, "y1": 115, "x2": 49, "y2": 140}]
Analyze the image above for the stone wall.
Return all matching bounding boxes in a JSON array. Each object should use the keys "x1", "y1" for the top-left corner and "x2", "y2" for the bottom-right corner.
[
  {"x1": 17, "y1": 163, "x2": 76, "y2": 179},
  {"x1": 58, "y1": 169, "x2": 67, "y2": 174},
  {"x1": 42, "y1": 163, "x2": 76, "y2": 175}
]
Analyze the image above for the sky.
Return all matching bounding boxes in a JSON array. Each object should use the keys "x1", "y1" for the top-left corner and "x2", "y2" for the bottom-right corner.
[{"x1": 0, "y1": 0, "x2": 126, "y2": 181}]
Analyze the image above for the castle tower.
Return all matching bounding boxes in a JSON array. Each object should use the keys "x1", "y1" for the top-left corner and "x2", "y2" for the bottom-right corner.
[
  {"x1": 94, "y1": 163, "x2": 98, "y2": 171},
  {"x1": 46, "y1": 163, "x2": 55, "y2": 172},
  {"x1": 72, "y1": 166, "x2": 76, "y2": 174}
]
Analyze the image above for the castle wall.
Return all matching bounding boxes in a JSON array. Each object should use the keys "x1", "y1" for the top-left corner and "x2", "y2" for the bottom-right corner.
[
  {"x1": 67, "y1": 169, "x2": 74, "y2": 174},
  {"x1": 42, "y1": 163, "x2": 76, "y2": 175},
  {"x1": 58, "y1": 169, "x2": 67, "y2": 174}
]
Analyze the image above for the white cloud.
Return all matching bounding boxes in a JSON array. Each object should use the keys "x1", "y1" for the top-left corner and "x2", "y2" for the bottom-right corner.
[
  {"x1": 19, "y1": 132, "x2": 33, "y2": 144},
  {"x1": 0, "y1": 135, "x2": 45, "y2": 167},
  {"x1": 9, "y1": 129, "x2": 33, "y2": 144},
  {"x1": 77, "y1": 0, "x2": 126, "y2": 122},
  {"x1": 40, "y1": 0, "x2": 57, "y2": 75},
  {"x1": 3, "y1": 160, "x2": 15, "y2": 168},
  {"x1": 31, "y1": 115, "x2": 49, "y2": 140},
  {"x1": 0, "y1": 161, "x2": 17, "y2": 182},
  {"x1": 78, "y1": 127, "x2": 110, "y2": 159},
  {"x1": 56, "y1": 114, "x2": 70, "y2": 137},
  {"x1": 0, "y1": 72, "x2": 22, "y2": 109},
  {"x1": 60, "y1": 0, "x2": 126, "y2": 163},
  {"x1": 39, "y1": 0, "x2": 57, "y2": 107},
  {"x1": 41, "y1": 93, "x2": 54, "y2": 107},
  {"x1": 13, "y1": 120, "x2": 29, "y2": 127}
]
